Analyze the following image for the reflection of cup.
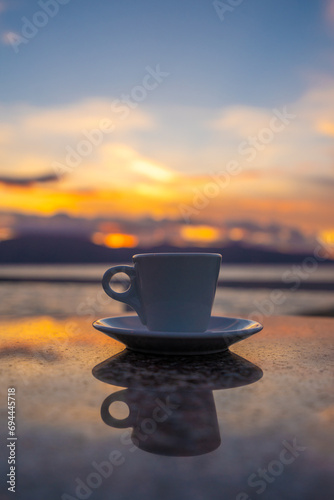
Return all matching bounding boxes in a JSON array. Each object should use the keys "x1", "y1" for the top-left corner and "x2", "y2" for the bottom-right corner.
[
  {"x1": 93, "y1": 349, "x2": 264, "y2": 392},
  {"x1": 93, "y1": 350, "x2": 263, "y2": 457},
  {"x1": 102, "y1": 253, "x2": 221, "y2": 332},
  {"x1": 101, "y1": 388, "x2": 221, "y2": 457}
]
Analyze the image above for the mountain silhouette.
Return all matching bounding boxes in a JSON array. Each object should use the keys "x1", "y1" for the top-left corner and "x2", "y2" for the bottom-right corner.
[{"x1": 0, "y1": 234, "x2": 329, "y2": 264}]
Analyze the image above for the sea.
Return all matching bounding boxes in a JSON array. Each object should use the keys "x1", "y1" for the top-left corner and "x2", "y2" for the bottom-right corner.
[{"x1": 0, "y1": 264, "x2": 333, "y2": 319}]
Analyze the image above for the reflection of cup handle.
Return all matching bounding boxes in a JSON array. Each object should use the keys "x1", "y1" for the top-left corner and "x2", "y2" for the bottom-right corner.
[
  {"x1": 102, "y1": 265, "x2": 146, "y2": 324},
  {"x1": 101, "y1": 390, "x2": 137, "y2": 428}
]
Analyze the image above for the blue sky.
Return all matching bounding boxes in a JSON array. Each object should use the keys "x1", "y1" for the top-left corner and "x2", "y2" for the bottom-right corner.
[{"x1": 1, "y1": 0, "x2": 332, "y2": 107}]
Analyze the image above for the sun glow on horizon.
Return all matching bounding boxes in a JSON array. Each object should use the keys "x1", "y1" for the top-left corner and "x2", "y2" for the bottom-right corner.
[
  {"x1": 92, "y1": 232, "x2": 138, "y2": 248},
  {"x1": 180, "y1": 225, "x2": 221, "y2": 245},
  {"x1": 319, "y1": 229, "x2": 334, "y2": 246}
]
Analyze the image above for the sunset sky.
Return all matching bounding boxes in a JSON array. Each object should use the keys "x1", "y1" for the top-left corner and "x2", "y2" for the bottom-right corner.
[{"x1": 0, "y1": 0, "x2": 334, "y2": 239}]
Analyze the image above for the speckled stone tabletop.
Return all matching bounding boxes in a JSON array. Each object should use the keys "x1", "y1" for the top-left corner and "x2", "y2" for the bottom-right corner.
[{"x1": 0, "y1": 314, "x2": 333, "y2": 500}]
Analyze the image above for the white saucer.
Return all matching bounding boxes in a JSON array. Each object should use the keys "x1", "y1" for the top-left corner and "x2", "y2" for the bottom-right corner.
[{"x1": 93, "y1": 315, "x2": 263, "y2": 355}]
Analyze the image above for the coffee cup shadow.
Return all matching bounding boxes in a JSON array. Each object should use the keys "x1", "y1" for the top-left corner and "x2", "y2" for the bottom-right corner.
[{"x1": 93, "y1": 349, "x2": 263, "y2": 457}]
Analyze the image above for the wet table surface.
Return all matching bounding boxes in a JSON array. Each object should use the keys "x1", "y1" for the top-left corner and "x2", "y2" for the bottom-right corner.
[{"x1": 0, "y1": 314, "x2": 333, "y2": 500}]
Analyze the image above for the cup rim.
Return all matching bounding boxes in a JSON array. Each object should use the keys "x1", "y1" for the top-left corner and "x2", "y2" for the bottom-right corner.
[{"x1": 133, "y1": 252, "x2": 222, "y2": 260}]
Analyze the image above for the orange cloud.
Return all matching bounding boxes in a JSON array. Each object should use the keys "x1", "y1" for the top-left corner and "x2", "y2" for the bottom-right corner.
[
  {"x1": 1, "y1": 169, "x2": 334, "y2": 233},
  {"x1": 0, "y1": 99, "x2": 154, "y2": 182}
]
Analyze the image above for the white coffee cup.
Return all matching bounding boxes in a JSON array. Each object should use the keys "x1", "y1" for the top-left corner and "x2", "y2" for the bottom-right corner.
[{"x1": 102, "y1": 253, "x2": 221, "y2": 332}]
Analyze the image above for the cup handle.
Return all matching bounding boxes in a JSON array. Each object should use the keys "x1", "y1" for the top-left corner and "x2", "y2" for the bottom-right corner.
[
  {"x1": 101, "y1": 390, "x2": 137, "y2": 428},
  {"x1": 102, "y1": 265, "x2": 146, "y2": 324}
]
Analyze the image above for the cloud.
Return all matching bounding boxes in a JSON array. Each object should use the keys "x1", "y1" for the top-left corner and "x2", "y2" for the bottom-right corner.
[
  {"x1": 0, "y1": 123, "x2": 14, "y2": 143},
  {"x1": 56, "y1": 142, "x2": 180, "y2": 192},
  {"x1": 20, "y1": 99, "x2": 153, "y2": 136},
  {"x1": 0, "y1": 1, "x2": 8, "y2": 14},
  {"x1": 1, "y1": 80, "x2": 334, "y2": 185},
  {"x1": 99, "y1": 144, "x2": 178, "y2": 184},
  {"x1": 0, "y1": 98, "x2": 155, "y2": 180},
  {"x1": 208, "y1": 79, "x2": 334, "y2": 176},
  {"x1": 0, "y1": 4, "x2": 21, "y2": 45},
  {"x1": 1, "y1": 31, "x2": 20, "y2": 46},
  {"x1": 325, "y1": 0, "x2": 334, "y2": 27},
  {"x1": 0, "y1": 173, "x2": 59, "y2": 186},
  {"x1": 211, "y1": 106, "x2": 272, "y2": 137}
]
